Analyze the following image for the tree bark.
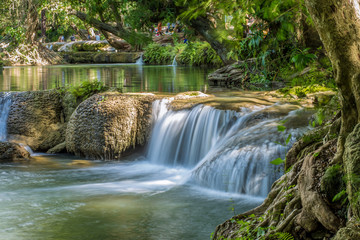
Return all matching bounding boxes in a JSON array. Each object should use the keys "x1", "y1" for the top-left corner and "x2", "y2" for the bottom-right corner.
[
  {"x1": 70, "y1": 23, "x2": 88, "y2": 40},
  {"x1": 25, "y1": 0, "x2": 39, "y2": 44},
  {"x1": 304, "y1": 0, "x2": 360, "y2": 219},
  {"x1": 72, "y1": 10, "x2": 151, "y2": 47},
  {"x1": 41, "y1": 9, "x2": 46, "y2": 38},
  {"x1": 186, "y1": 16, "x2": 234, "y2": 65}
]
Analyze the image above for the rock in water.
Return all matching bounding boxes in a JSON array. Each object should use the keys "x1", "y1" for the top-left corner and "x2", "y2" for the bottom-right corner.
[
  {"x1": 66, "y1": 93, "x2": 155, "y2": 160},
  {"x1": 0, "y1": 142, "x2": 31, "y2": 162},
  {"x1": 7, "y1": 90, "x2": 65, "y2": 152}
]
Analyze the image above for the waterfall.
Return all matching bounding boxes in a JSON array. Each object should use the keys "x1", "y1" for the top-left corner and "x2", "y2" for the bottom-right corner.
[
  {"x1": 136, "y1": 54, "x2": 144, "y2": 65},
  {"x1": 146, "y1": 99, "x2": 310, "y2": 197},
  {"x1": 147, "y1": 100, "x2": 238, "y2": 167},
  {"x1": 0, "y1": 93, "x2": 11, "y2": 142},
  {"x1": 171, "y1": 56, "x2": 177, "y2": 66}
]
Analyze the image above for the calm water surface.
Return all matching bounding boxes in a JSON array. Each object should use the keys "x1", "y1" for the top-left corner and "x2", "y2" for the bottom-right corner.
[
  {"x1": 0, "y1": 154, "x2": 262, "y2": 240},
  {"x1": 0, "y1": 64, "x2": 212, "y2": 93}
]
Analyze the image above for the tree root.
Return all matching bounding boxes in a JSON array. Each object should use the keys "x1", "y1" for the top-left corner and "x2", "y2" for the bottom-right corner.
[{"x1": 213, "y1": 121, "x2": 346, "y2": 239}]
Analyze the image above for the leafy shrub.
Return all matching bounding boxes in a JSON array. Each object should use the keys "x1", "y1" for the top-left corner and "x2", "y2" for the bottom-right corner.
[
  {"x1": 290, "y1": 48, "x2": 317, "y2": 70},
  {"x1": 143, "y1": 43, "x2": 176, "y2": 64},
  {"x1": 143, "y1": 41, "x2": 222, "y2": 66},
  {"x1": 69, "y1": 80, "x2": 108, "y2": 102},
  {"x1": 177, "y1": 41, "x2": 222, "y2": 66}
]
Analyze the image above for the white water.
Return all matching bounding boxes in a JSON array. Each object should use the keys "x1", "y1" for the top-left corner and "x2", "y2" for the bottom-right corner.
[
  {"x1": 0, "y1": 93, "x2": 11, "y2": 141},
  {"x1": 171, "y1": 56, "x2": 177, "y2": 66},
  {"x1": 136, "y1": 54, "x2": 144, "y2": 65},
  {"x1": 0, "y1": 95, "x2": 312, "y2": 239},
  {"x1": 147, "y1": 99, "x2": 310, "y2": 197}
]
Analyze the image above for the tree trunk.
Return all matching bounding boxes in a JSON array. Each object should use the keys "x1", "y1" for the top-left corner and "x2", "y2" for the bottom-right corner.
[
  {"x1": 70, "y1": 23, "x2": 88, "y2": 40},
  {"x1": 304, "y1": 0, "x2": 360, "y2": 219},
  {"x1": 25, "y1": 0, "x2": 39, "y2": 44},
  {"x1": 41, "y1": 9, "x2": 46, "y2": 38},
  {"x1": 72, "y1": 11, "x2": 151, "y2": 47},
  {"x1": 187, "y1": 16, "x2": 234, "y2": 65}
]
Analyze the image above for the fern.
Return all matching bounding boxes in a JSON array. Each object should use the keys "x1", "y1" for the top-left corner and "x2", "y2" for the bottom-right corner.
[{"x1": 275, "y1": 232, "x2": 294, "y2": 240}]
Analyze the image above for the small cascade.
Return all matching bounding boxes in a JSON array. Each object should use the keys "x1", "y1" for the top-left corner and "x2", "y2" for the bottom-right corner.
[
  {"x1": 146, "y1": 100, "x2": 239, "y2": 167},
  {"x1": 0, "y1": 93, "x2": 11, "y2": 141},
  {"x1": 146, "y1": 99, "x2": 310, "y2": 197},
  {"x1": 171, "y1": 56, "x2": 177, "y2": 66},
  {"x1": 136, "y1": 54, "x2": 144, "y2": 65}
]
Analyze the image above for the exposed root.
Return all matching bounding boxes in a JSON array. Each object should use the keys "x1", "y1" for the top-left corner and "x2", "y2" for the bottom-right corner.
[
  {"x1": 1, "y1": 40, "x2": 65, "y2": 65},
  {"x1": 213, "y1": 118, "x2": 346, "y2": 239}
]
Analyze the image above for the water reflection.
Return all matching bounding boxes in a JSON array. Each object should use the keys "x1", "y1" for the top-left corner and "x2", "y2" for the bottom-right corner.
[{"x1": 0, "y1": 64, "x2": 212, "y2": 93}]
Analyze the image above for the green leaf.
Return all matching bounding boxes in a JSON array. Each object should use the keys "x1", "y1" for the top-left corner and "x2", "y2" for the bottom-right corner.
[
  {"x1": 270, "y1": 158, "x2": 285, "y2": 165},
  {"x1": 332, "y1": 189, "x2": 347, "y2": 203},
  {"x1": 277, "y1": 125, "x2": 286, "y2": 132},
  {"x1": 285, "y1": 134, "x2": 292, "y2": 145}
]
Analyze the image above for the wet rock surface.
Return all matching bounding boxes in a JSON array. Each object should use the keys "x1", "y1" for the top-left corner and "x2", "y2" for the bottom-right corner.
[
  {"x1": 7, "y1": 90, "x2": 65, "y2": 151},
  {"x1": 66, "y1": 93, "x2": 155, "y2": 160},
  {"x1": 0, "y1": 141, "x2": 30, "y2": 162}
]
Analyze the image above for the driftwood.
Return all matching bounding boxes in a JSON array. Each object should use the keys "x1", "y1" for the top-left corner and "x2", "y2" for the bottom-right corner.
[{"x1": 208, "y1": 59, "x2": 259, "y2": 87}]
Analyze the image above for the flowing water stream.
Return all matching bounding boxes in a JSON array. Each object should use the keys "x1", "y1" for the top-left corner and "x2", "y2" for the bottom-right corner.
[
  {"x1": 0, "y1": 65, "x2": 312, "y2": 239},
  {"x1": 0, "y1": 93, "x2": 11, "y2": 141}
]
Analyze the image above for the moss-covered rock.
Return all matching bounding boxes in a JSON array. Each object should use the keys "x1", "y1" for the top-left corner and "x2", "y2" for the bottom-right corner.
[
  {"x1": 66, "y1": 93, "x2": 155, "y2": 160},
  {"x1": 47, "y1": 142, "x2": 66, "y2": 154},
  {"x1": 7, "y1": 90, "x2": 65, "y2": 152},
  {"x1": 344, "y1": 123, "x2": 360, "y2": 219},
  {"x1": 60, "y1": 52, "x2": 140, "y2": 64},
  {"x1": 58, "y1": 40, "x2": 112, "y2": 52}
]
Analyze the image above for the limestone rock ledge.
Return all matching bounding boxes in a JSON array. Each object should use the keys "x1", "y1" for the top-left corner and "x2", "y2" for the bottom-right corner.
[
  {"x1": 0, "y1": 142, "x2": 31, "y2": 162},
  {"x1": 7, "y1": 90, "x2": 65, "y2": 152},
  {"x1": 66, "y1": 93, "x2": 155, "y2": 160}
]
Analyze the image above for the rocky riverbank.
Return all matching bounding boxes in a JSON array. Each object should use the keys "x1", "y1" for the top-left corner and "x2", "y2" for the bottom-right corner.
[{"x1": 0, "y1": 90, "x2": 157, "y2": 160}]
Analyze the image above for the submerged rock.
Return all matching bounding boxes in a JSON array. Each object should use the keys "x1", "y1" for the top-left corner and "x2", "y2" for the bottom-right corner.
[
  {"x1": 0, "y1": 142, "x2": 31, "y2": 162},
  {"x1": 66, "y1": 93, "x2": 155, "y2": 160}
]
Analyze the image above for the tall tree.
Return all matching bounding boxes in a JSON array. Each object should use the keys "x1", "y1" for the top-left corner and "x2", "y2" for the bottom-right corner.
[{"x1": 304, "y1": 0, "x2": 360, "y2": 221}]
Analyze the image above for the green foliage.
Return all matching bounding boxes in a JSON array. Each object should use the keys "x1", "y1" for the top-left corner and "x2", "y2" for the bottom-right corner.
[
  {"x1": 274, "y1": 232, "x2": 295, "y2": 240},
  {"x1": 143, "y1": 41, "x2": 222, "y2": 66},
  {"x1": 271, "y1": 158, "x2": 285, "y2": 165},
  {"x1": 291, "y1": 48, "x2": 317, "y2": 70},
  {"x1": 278, "y1": 84, "x2": 334, "y2": 99},
  {"x1": 224, "y1": 214, "x2": 295, "y2": 240},
  {"x1": 332, "y1": 190, "x2": 348, "y2": 205},
  {"x1": 69, "y1": 80, "x2": 108, "y2": 102},
  {"x1": 3, "y1": 27, "x2": 26, "y2": 44},
  {"x1": 271, "y1": 121, "x2": 292, "y2": 166},
  {"x1": 143, "y1": 43, "x2": 176, "y2": 64},
  {"x1": 321, "y1": 164, "x2": 347, "y2": 205},
  {"x1": 178, "y1": 41, "x2": 222, "y2": 66}
]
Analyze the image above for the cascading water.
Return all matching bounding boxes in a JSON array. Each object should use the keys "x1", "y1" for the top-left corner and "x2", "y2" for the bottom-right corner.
[
  {"x1": 171, "y1": 56, "x2": 177, "y2": 66},
  {"x1": 0, "y1": 93, "x2": 11, "y2": 141},
  {"x1": 147, "y1": 99, "x2": 238, "y2": 167},
  {"x1": 136, "y1": 54, "x2": 144, "y2": 65},
  {"x1": 146, "y1": 99, "x2": 310, "y2": 197}
]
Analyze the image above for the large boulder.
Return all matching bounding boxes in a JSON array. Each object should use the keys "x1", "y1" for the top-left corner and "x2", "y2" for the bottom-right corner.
[
  {"x1": 66, "y1": 93, "x2": 155, "y2": 160},
  {"x1": 7, "y1": 90, "x2": 66, "y2": 151},
  {"x1": 0, "y1": 142, "x2": 31, "y2": 162}
]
